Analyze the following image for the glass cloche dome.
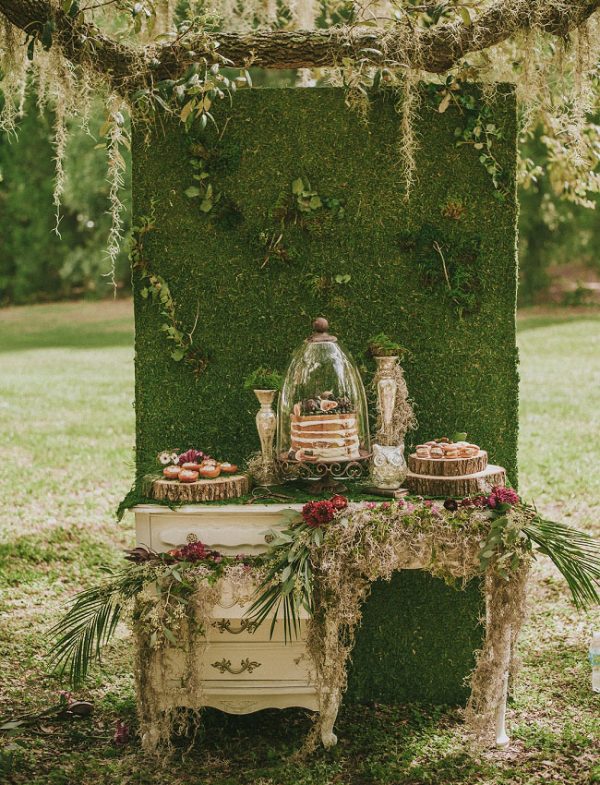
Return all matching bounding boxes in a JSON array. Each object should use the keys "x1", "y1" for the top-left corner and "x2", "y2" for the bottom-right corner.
[{"x1": 277, "y1": 318, "x2": 370, "y2": 470}]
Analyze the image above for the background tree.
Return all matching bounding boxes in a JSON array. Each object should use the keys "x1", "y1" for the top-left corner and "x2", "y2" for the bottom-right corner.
[{"x1": 0, "y1": 0, "x2": 598, "y2": 303}]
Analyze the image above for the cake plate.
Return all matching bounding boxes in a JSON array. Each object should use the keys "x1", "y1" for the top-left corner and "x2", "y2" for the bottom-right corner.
[{"x1": 277, "y1": 450, "x2": 371, "y2": 493}]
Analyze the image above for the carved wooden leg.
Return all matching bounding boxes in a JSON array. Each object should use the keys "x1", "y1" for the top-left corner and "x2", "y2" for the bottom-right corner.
[
  {"x1": 320, "y1": 690, "x2": 339, "y2": 749},
  {"x1": 495, "y1": 670, "x2": 510, "y2": 748},
  {"x1": 141, "y1": 725, "x2": 161, "y2": 752}
]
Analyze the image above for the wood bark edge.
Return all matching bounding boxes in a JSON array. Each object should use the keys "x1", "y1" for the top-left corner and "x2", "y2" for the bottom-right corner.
[
  {"x1": 0, "y1": 0, "x2": 598, "y2": 94},
  {"x1": 151, "y1": 474, "x2": 251, "y2": 502},
  {"x1": 405, "y1": 464, "x2": 506, "y2": 497},
  {"x1": 408, "y1": 451, "x2": 488, "y2": 477}
]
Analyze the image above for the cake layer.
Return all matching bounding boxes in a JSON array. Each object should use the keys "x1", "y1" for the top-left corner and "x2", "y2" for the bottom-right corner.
[
  {"x1": 292, "y1": 435, "x2": 360, "y2": 449},
  {"x1": 291, "y1": 426, "x2": 358, "y2": 440},
  {"x1": 299, "y1": 445, "x2": 361, "y2": 460},
  {"x1": 290, "y1": 412, "x2": 361, "y2": 460},
  {"x1": 291, "y1": 414, "x2": 358, "y2": 434}
]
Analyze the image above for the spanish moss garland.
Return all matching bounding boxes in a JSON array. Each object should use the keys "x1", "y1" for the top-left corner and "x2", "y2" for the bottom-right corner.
[{"x1": 48, "y1": 490, "x2": 600, "y2": 751}]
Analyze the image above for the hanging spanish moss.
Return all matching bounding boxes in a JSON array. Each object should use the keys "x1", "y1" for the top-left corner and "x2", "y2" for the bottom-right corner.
[{"x1": 0, "y1": 0, "x2": 598, "y2": 265}]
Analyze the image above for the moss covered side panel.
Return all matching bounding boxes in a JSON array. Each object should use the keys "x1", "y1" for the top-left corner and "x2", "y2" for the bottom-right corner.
[{"x1": 132, "y1": 86, "x2": 518, "y2": 705}]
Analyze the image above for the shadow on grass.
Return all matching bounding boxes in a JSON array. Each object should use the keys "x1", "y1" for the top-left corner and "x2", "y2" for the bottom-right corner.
[{"x1": 160, "y1": 703, "x2": 490, "y2": 785}]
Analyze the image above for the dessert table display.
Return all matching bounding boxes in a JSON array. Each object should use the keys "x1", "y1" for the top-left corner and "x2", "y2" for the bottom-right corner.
[
  {"x1": 49, "y1": 318, "x2": 600, "y2": 754},
  {"x1": 47, "y1": 89, "x2": 600, "y2": 756}
]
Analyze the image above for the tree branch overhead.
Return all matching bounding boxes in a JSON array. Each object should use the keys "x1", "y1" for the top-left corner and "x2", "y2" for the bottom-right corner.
[{"x1": 0, "y1": 0, "x2": 598, "y2": 94}]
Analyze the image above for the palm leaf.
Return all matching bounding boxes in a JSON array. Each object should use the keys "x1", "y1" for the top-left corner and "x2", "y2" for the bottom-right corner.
[
  {"x1": 247, "y1": 543, "x2": 309, "y2": 642},
  {"x1": 524, "y1": 516, "x2": 600, "y2": 609},
  {"x1": 48, "y1": 568, "x2": 146, "y2": 686}
]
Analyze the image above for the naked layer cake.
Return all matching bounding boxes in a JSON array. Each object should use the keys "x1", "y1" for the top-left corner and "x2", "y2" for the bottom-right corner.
[{"x1": 289, "y1": 391, "x2": 361, "y2": 462}]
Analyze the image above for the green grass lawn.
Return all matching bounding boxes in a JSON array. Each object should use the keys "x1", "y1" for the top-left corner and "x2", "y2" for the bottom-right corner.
[{"x1": 0, "y1": 301, "x2": 598, "y2": 785}]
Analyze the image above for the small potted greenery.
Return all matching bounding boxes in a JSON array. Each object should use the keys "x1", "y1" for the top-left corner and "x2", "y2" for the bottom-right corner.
[
  {"x1": 367, "y1": 333, "x2": 407, "y2": 360},
  {"x1": 243, "y1": 367, "x2": 284, "y2": 393},
  {"x1": 243, "y1": 368, "x2": 283, "y2": 485}
]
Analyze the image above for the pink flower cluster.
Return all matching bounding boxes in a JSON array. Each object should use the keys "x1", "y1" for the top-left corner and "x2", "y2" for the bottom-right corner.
[
  {"x1": 302, "y1": 495, "x2": 348, "y2": 528},
  {"x1": 460, "y1": 485, "x2": 520, "y2": 510},
  {"x1": 177, "y1": 448, "x2": 206, "y2": 465}
]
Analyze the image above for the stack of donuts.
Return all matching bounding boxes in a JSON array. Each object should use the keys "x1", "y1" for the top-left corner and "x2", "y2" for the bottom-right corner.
[{"x1": 415, "y1": 438, "x2": 480, "y2": 460}]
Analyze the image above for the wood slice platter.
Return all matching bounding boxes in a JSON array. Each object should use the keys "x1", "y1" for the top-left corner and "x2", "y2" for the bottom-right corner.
[
  {"x1": 408, "y1": 450, "x2": 488, "y2": 477},
  {"x1": 405, "y1": 464, "x2": 506, "y2": 498},
  {"x1": 151, "y1": 474, "x2": 251, "y2": 503}
]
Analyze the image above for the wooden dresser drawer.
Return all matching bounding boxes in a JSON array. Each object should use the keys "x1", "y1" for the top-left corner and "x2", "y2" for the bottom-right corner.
[
  {"x1": 204, "y1": 642, "x2": 312, "y2": 682},
  {"x1": 158, "y1": 641, "x2": 313, "y2": 686},
  {"x1": 208, "y1": 615, "x2": 308, "y2": 643},
  {"x1": 134, "y1": 503, "x2": 303, "y2": 555}
]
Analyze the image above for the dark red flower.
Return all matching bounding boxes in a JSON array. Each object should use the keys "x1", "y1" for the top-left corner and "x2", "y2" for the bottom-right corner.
[
  {"x1": 330, "y1": 494, "x2": 348, "y2": 511},
  {"x1": 443, "y1": 498, "x2": 458, "y2": 511},
  {"x1": 113, "y1": 720, "x2": 130, "y2": 746},
  {"x1": 171, "y1": 540, "x2": 220, "y2": 562},
  {"x1": 302, "y1": 500, "x2": 336, "y2": 528},
  {"x1": 489, "y1": 486, "x2": 520, "y2": 506}
]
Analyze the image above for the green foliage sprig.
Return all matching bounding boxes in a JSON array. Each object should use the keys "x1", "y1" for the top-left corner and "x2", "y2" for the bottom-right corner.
[
  {"x1": 252, "y1": 494, "x2": 600, "y2": 644},
  {"x1": 49, "y1": 493, "x2": 600, "y2": 686},
  {"x1": 48, "y1": 545, "x2": 262, "y2": 687},
  {"x1": 243, "y1": 367, "x2": 284, "y2": 391},
  {"x1": 367, "y1": 333, "x2": 407, "y2": 358},
  {"x1": 247, "y1": 510, "x2": 317, "y2": 640},
  {"x1": 131, "y1": 207, "x2": 207, "y2": 374},
  {"x1": 480, "y1": 509, "x2": 600, "y2": 608},
  {"x1": 260, "y1": 177, "x2": 345, "y2": 268},
  {"x1": 430, "y1": 76, "x2": 511, "y2": 202},
  {"x1": 48, "y1": 565, "x2": 147, "y2": 688}
]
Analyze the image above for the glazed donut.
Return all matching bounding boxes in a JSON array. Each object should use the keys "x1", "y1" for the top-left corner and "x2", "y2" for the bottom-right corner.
[{"x1": 179, "y1": 469, "x2": 199, "y2": 483}]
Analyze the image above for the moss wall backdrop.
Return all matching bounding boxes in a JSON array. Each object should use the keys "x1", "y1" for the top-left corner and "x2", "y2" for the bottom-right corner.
[{"x1": 132, "y1": 85, "x2": 518, "y2": 704}]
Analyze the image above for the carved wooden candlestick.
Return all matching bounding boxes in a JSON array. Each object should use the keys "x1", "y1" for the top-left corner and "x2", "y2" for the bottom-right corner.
[{"x1": 374, "y1": 355, "x2": 398, "y2": 442}]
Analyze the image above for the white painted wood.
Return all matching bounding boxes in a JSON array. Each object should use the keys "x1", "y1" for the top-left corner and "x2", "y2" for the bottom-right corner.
[
  {"x1": 495, "y1": 669, "x2": 510, "y2": 748},
  {"x1": 138, "y1": 504, "x2": 302, "y2": 554},
  {"x1": 134, "y1": 511, "x2": 151, "y2": 550},
  {"x1": 133, "y1": 504, "x2": 321, "y2": 735}
]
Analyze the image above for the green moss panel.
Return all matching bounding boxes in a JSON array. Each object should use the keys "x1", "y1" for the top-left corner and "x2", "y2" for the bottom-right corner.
[{"x1": 132, "y1": 85, "x2": 518, "y2": 705}]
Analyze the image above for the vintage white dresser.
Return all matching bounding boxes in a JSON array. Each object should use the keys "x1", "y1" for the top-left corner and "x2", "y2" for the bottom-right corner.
[
  {"x1": 133, "y1": 504, "x2": 319, "y2": 719},
  {"x1": 133, "y1": 503, "x2": 510, "y2": 749}
]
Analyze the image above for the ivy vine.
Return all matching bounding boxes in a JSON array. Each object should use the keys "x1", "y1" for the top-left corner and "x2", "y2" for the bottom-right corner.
[
  {"x1": 131, "y1": 204, "x2": 208, "y2": 376},
  {"x1": 260, "y1": 177, "x2": 345, "y2": 268},
  {"x1": 429, "y1": 76, "x2": 511, "y2": 202}
]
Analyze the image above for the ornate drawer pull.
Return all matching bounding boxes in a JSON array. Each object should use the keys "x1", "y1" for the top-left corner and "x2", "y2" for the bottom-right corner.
[
  {"x1": 212, "y1": 619, "x2": 260, "y2": 635},
  {"x1": 211, "y1": 658, "x2": 261, "y2": 675},
  {"x1": 264, "y1": 533, "x2": 275, "y2": 544}
]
